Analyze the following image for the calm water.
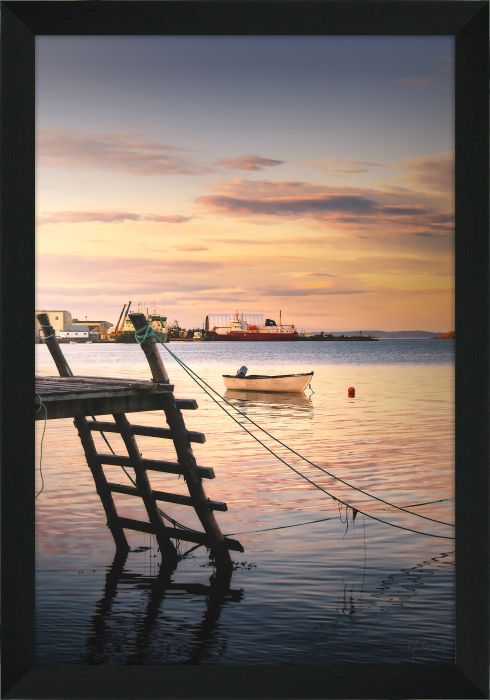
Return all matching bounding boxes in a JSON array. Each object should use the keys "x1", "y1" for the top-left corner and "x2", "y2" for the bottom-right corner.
[{"x1": 35, "y1": 339, "x2": 455, "y2": 665}]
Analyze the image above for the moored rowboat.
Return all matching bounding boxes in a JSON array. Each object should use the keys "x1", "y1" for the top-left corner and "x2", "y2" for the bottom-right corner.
[{"x1": 222, "y1": 372, "x2": 313, "y2": 393}]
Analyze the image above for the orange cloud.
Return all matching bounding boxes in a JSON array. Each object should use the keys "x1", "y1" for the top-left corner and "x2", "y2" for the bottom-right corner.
[
  {"x1": 37, "y1": 211, "x2": 193, "y2": 226},
  {"x1": 257, "y1": 285, "x2": 365, "y2": 297},
  {"x1": 39, "y1": 254, "x2": 222, "y2": 281},
  {"x1": 36, "y1": 254, "x2": 232, "y2": 311},
  {"x1": 173, "y1": 244, "x2": 209, "y2": 251}
]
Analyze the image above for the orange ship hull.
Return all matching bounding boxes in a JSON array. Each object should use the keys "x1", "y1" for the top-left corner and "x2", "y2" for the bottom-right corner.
[{"x1": 205, "y1": 330, "x2": 298, "y2": 341}]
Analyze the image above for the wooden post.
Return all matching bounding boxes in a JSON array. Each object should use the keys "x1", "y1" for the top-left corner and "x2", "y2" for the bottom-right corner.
[
  {"x1": 130, "y1": 312, "x2": 232, "y2": 568},
  {"x1": 129, "y1": 312, "x2": 170, "y2": 383},
  {"x1": 75, "y1": 417, "x2": 130, "y2": 554},
  {"x1": 37, "y1": 313, "x2": 73, "y2": 377},
  {"x1": 37, "y1": 313, "x2": 129, "y2": 555}
]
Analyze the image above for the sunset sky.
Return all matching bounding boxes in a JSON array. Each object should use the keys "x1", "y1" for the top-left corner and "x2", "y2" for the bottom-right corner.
[{"x1": 36, "y1": 36, "x2": 454, "y2": 331}]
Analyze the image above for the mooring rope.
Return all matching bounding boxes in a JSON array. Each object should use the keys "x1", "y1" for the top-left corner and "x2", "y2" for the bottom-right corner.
[
  {"x1": 156, "y1": 336, "x2": 453, "y2": 528},
  {"x1": 39, "y1": 323, "x2": 56, "y2": 340},
  {"x1": 225, "y1": 514, "x2": 339, "y2": 537},
  {"x1": 35, "y1": 392, "x2": 47, "y2": 498},
  {"x1": 146, "y1": 329, "x2": 453, "y2": 531},
  {"x1": 134, "y1": 324, "x2": 155, "y2": 345},
  {"x1": 403, "y1": 497, "x2": 452, "y2": 508},
  {"x1": 134, "y1": 325, "x2": 454, "y2": 540}
]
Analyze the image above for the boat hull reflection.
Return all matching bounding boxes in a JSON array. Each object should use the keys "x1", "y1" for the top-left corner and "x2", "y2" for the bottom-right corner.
[{"x1": 225, "y1": 389, "x2": 312, "y2": 408}]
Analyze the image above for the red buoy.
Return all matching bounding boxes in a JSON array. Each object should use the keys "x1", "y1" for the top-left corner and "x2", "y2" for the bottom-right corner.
[{"x1": 348, "y1": 386, "x2": 356, "y2": 397}]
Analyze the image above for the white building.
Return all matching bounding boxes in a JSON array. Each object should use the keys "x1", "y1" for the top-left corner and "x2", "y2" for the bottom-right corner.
[
  {"x1": 35, "y1": 310, "x2": 73, "y2": 341},
  {"x1": 72, "y1": 319, "x2": 112, "y2": 341},
  {"x1": 59, "y1": 326, "x2": 90, "y2": 343}
]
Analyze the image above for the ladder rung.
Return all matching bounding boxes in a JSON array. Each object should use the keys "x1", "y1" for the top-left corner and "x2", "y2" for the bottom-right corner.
[
  {"x1": 118, "y1": 518, "x2": 243, "y2": 551},
  {"x1": 86, "y1": 420, "x2": 206, "y2": 444},
  {"x1": 97, "y1": 454, "x2": 215, "y2": 479},
  {"x1": 132, "y1": 425, "x2": 206, "y2": 443},
  {"x1": 108, "y1": 482, "x2": 227, "y2": 511},
  {"x1": 118, "y1": 517, "x2": 155, "y2": 534},
  {"x1": 86, "y1": 421, "x2": 122, "y2": 433},
  {"x1": 108, "y1": 482, "x2": 139, "y2": 496},
  {"x1": 175, "y1": 399, "x2": 198, "y2": 410},
  {"x1": 153, "y1": 489, "x2": 227, "y2": 512},
  {"x1": 144, "y1": 459, "x2": 215, "y2": 480},
  {"x1": 163, "y1": 527, "x2": 243, "y2": 551}
]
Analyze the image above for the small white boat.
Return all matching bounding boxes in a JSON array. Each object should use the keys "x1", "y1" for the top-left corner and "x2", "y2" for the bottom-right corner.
[{"x1": 223, "y1": 371, "x2": 313, "y2": 393}]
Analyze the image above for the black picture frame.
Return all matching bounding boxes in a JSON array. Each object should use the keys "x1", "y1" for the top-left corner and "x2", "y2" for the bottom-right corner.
[{"x1": 1, "y1": 2, "x2": 488, "y2": 697}]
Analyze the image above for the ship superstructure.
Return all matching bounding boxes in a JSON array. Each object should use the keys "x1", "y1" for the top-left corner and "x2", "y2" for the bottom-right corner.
[
  {"x1": 205, "y1": 312, "x2": 298, "y2": 341},
  {"x1": 113, "y1": 302, "x2": 169, "y2": 343}
]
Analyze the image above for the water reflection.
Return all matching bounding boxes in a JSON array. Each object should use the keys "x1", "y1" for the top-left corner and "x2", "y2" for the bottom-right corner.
[
  {"x1": 36, "y1": 343, "x2": 454, "y2": 665},
  {"x1": 225, "y1": 389, "x2": 313, "y2": 409},
  {"x1": 369, "y1": 550, "x2": 454, "y2": 606},
  {"x1": 335, "y1": 548, "x2": 454, "y2": 624},
  {"x1": 83, "y1": 551, "x2": 243, "y2": 665},
  {"x1": 316, "y1": 548, "x2": 455, "y2": 664}
]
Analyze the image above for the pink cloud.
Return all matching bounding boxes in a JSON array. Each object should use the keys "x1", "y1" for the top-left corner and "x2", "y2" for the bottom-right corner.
[
  {"x1": 37, "y1": 129, "x2": 210, "y2": 176},
  {"x1": 307, "y1": 159, "x2": 383, "y2": 174},
  {"x1": 197, "y1": 178, "x2": 453, "y2": 236},
  {"x1": 37, "y1": 211, "x2": 193, "y2": 226},
  {"x1": 399, "y1": 152, "x2": 453, "y2": 194},
  {"x1": 199, "y1": 193, "x2": 377, "y2": 216},
  {"x1": 217, "y1": 154, "x2": 284, "y2": 171},
  {"x1": 213, "y1": 178, "x2": 325, "y2": 198}
]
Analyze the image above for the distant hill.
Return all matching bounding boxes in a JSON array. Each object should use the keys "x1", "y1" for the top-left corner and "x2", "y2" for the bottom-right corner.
[{"x1": 433, "y1": 330, "x2": 455, "y2": 339}]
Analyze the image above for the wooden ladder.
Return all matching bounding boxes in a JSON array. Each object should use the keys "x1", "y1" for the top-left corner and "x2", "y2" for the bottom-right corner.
[{"x1": 37, "y1": 312, "x2": 243, "y2": 570}]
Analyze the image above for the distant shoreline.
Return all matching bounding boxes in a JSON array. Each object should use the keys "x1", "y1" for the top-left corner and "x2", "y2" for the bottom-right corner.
[{"x1": 35, "y1": 335, "x2": 455, "y2": 345}]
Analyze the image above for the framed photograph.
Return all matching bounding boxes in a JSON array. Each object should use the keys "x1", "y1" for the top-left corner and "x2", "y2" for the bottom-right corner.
[{"x1": 1, "y1": 1, "x2": 488, "y2": 698}]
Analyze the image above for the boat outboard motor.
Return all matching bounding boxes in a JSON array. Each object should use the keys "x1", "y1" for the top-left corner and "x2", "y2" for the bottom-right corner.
[{"x1": 236, "y1": 366, "x2": 248, "y2": 377}]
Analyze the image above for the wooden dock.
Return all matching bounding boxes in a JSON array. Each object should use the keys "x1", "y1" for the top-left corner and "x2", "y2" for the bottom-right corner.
[
  {"x1": 36, "y1": 312, "x2": 243, "y2": 572},
  {"x1": 35, "y1": 376, "x2": 175, "y2": 420}
]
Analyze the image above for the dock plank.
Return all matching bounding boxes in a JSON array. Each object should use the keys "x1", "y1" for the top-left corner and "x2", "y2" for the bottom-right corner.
[{"x1": 35, "y1": 376, "x2": 174, "y2": 420}]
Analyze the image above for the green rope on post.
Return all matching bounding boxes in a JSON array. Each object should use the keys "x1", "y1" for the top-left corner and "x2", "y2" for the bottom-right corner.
[
  {"x1": 35, "y1": 392, "x2": 46, "y2": 415},
  {"x1": 40, "y1": 323, "x2": 56, "y2": 340},
  {"x1": 134, "y1": 322, "x2": 155, "y2": 344},
  {"x1": 35, "y1": 392, "x2": 47, "y2": 498}
]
